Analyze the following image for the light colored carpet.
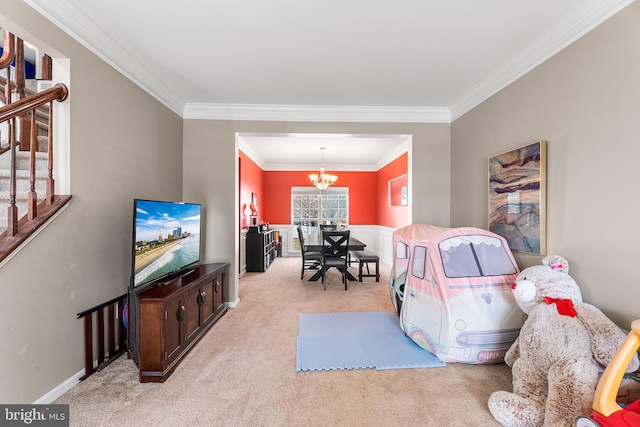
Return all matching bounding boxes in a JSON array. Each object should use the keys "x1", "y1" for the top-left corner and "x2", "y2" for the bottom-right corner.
[{"x1": 55, "y1": 256, "x2": 512, "y2": 426}]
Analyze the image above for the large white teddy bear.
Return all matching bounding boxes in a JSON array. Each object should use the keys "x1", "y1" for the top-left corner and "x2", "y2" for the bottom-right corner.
[{"x1": 488, "y1": 255, "x2": 639, "y2": 427}]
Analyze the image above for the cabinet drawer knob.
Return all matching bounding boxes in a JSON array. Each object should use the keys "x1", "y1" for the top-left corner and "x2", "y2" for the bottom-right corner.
[{"x1": 215, "y1": 281, "x2": 220, "y2": 293}]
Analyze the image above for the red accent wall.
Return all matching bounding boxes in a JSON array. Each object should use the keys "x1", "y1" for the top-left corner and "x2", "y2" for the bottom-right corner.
[
  {"x1": 240, "y1": 150, "x2": 408, "y2": 228},
  {"x1": 239, "y1": 151, "x2": 263, "y2": 229},
  {"x1": 376, "y1": 152, "x2": 409, "y2": 228},
  {"x1": 263, "y1": 171, "x2": 377, "y2": 225}
]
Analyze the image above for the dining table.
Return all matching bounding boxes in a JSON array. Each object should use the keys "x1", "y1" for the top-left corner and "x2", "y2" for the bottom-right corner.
[{"x1": 306, "y1": 236, "x2": 366, "y2": 282}]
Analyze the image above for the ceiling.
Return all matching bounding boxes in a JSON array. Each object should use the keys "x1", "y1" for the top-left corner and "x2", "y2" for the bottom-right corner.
[
  {"x1": 18, "y1": 0, "x2": 634, "y2": 170},
  {"x1": 238, "y1": 133, "x2": 410, "y2": 171}
]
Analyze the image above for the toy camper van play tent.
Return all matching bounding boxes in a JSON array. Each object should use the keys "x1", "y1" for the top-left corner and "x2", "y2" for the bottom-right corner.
[{"x1": 390, "y1": 224, "x2": 524, "y2": 364}]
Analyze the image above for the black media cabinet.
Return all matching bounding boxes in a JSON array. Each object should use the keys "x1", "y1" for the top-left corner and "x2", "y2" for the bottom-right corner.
[{"x1": 246, "y1": 229, "x2": 276, "y2": 272}]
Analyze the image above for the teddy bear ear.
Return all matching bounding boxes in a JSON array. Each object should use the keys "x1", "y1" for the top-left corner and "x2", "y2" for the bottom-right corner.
[{"x1": 542, "y1": 255, "x2": 569, "y2": 274}]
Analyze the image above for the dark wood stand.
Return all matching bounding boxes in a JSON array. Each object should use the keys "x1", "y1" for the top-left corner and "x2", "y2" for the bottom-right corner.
[
  {"x1": 246, "y1": 229, "x2": 276, "y2": 272},
  {"x1": 128, "y1": 263, "x2": 228, "y2": 382}
]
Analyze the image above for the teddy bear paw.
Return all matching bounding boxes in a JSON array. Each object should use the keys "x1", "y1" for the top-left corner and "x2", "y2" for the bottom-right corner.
[{"x1": 488, "y1": 391, "x2": 543, "y2": 427}]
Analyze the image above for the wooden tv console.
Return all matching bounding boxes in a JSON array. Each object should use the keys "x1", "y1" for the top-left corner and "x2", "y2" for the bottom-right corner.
[{"x1": 128, "y1": 263, "x2": 228, "y2": 383}]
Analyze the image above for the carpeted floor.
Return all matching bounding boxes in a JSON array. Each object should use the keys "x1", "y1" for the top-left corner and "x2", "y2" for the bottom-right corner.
[{"x1": 54, "y1": 256, "x2": 512, "y2": 426}]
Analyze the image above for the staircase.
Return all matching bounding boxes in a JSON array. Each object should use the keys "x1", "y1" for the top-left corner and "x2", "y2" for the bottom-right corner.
[
  {"x1": 0, "y1": 78, "x2": 52, "y2": 235},
  {"x1": 0, "y1": 30, "x2": 71, "y2": 264},
  {"x1": 0, "y1": 152, "x2": 49, "y2": 235}
]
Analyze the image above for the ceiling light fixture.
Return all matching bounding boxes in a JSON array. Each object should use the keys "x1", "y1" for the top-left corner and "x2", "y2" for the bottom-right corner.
[{"x1": 308, "y1": 147, "x2": 337, "y2": 191}]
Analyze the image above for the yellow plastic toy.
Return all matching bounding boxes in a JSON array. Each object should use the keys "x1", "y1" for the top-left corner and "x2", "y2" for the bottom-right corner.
[{"x1": 576, "y1": 319, "x2": 640, "y2": 426}]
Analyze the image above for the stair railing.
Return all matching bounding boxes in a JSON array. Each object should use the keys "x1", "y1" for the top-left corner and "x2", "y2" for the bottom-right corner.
[
  {"x1": 0, "y1": 83, "x2": 68, "y2": 231},
  {"x1": 0, "y1": 31, "x2": 15, "y2": 68},
  {"x1": 0, "y1": 30, "x2": 70, "y2": 265}
]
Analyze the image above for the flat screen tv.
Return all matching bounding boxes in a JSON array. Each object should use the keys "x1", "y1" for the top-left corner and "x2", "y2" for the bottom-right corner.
[{"x1": 130, "y1": 199, "x2": 202, "y2": 289}]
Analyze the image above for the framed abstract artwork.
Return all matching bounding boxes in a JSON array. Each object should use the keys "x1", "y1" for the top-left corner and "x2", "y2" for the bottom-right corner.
[{"x1": 488, "y1": 140, "x2": 547, "y2": 255}]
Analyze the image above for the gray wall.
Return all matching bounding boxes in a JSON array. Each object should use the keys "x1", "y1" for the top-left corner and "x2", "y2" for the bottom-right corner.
[
  {"x1": 182, "y1": 120, "x2": 451, "y2": 304},
  {"x1": 0, "y1": 2, "x2": 183, "y2": 403},
  {"x1": 451, "y1": 2, "x2": 640, "y2": 326}
]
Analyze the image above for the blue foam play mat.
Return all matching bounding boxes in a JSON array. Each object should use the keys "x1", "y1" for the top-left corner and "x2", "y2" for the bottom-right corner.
[{"x1": 296, "y1": 311, "x2": 446, "y2": 371}]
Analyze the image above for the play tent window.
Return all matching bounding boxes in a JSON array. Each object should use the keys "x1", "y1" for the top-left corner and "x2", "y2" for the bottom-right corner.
[
  {"x1": 393, "y1": 241, "x2": 410, "y2": 279},
  {"x1": 396, "y1": 241, "x2": 410, "y2": 259},
  {"x1": 439, "y1": 235, "x2": 517, "y2": 278},
  {"x1": 411, "y1": 246, "x2": 427, "y2": 279}
]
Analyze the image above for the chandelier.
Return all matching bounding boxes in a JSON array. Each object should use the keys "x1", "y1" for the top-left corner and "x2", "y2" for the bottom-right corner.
[{"x1": 308, "y1": 147, "x2": 338, "y2": 191}]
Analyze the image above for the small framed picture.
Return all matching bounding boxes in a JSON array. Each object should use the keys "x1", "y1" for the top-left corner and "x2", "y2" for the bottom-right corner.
[{"x1": 388, "y1": 174, "x2": 408, "y2": 207}]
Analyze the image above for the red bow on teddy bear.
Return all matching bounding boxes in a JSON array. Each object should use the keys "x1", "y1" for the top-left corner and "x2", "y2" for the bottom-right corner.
[{"x1": 544, "y1": 296, "x2": 577, "y2": 317}]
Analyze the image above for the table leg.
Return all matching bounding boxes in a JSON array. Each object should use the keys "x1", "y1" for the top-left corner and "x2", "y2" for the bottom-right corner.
[
  {"x1": 308, "y1": 269, "x2": 322, "y2": 281},
  {"x1": 310, "y1": 267, "x2": 357, "y2": 281}
]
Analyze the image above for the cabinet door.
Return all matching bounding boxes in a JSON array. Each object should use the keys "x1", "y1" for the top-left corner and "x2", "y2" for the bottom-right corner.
[
  {"x1": 164, "y1": 296, "x2": 184, "y2": 365},
  {"x1": 246, "y1": 232, "x2": 267, "y2": 272},
  {"x1": 184, "y1": 285, "x2": 203, "y2": 344},
  {"x1": 201, "y1": 279, "x2": 215, "y2": 325},
  {"x1": 213, "y1": 271, "x2": 225, "y2": 317}
]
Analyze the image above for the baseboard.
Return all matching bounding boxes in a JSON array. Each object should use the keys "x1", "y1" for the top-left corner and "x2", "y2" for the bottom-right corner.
[
  {"x1": 32, "y1": 368, "x2": 84, "y2": 404},
  {"x1": 32, "y1": 297, "x2": 238, "y2": 404}
]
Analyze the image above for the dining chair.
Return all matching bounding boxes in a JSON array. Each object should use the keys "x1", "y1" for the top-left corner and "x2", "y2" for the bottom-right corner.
[
  {"x1": 320, "y1": 230, "x2": 350, "y2": 290},
  {"x1": 297, "y1": 225, "x2": 323, "y2": 279},
  {"x1": 319, "y1": 223, "x2": 337, "y2": 232}
]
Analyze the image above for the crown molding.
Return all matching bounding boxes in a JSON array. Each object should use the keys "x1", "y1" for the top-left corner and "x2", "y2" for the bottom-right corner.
[
  {"x1": 449, "y1": 0, "x2": 635, "y2": 121},
  {"x1": 237, "y1": 137, "x2": 266, "y2": 170},
  {"x1": 183, "y1": 103, "x2": 450, "y2": 123},
  {"x1": 25, "y1": 0, "x2": 634, "y2": 124},
  {"x1": 23, "y1": 0, "x2": 186, "y2": 116},
  {"x1": 376, "y1": 137, "x2": 410, "y2": 170},
  {"x1": 263, "y1": 162, "x2": 384, "y2": 172}
]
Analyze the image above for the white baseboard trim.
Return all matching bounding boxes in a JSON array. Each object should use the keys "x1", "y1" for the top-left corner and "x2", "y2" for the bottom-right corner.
[
  {"x1": 33, "y1": 368, "x2": 84, "y2": 404},
  {"x1": 34, "y1": 300, "x2": 240, "y2": 404}
]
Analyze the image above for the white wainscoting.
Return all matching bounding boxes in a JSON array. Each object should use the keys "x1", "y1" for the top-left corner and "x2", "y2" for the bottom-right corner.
[
  {"x1": 270, "y1": 224, "x2": 397, "y2": 266},
  {"x1": 239, "y1": 229, "x2": 247, "y2": 277}
]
